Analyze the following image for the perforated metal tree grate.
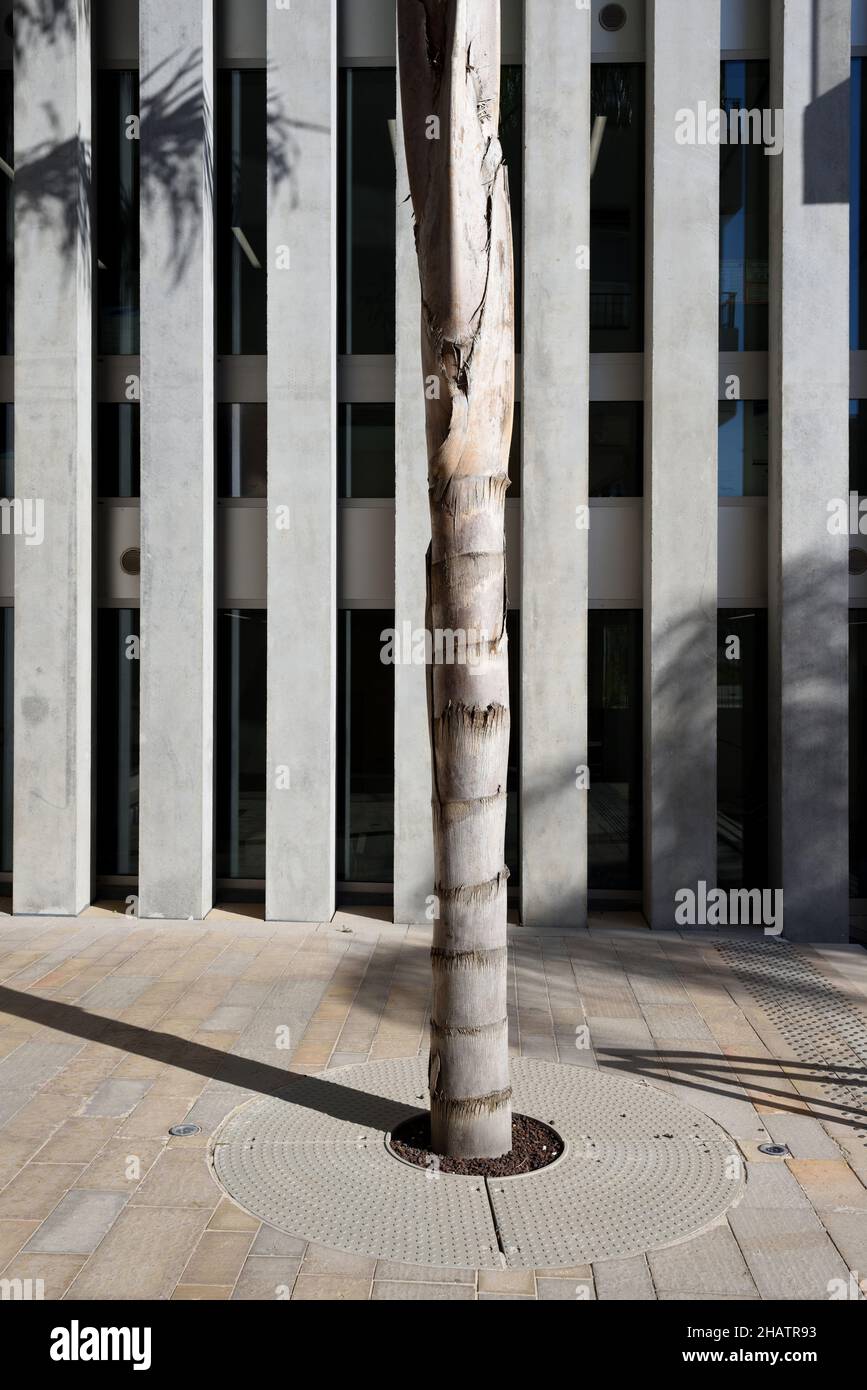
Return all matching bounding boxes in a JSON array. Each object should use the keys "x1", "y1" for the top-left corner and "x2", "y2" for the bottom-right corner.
[{"x1": 209, "y1": 1057, "x2": 744, "y2": 1269}]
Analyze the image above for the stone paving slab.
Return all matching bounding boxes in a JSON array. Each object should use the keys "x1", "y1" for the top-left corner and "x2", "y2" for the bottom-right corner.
[{"x1": 0, "y1": 914, "x2": 863, "y2": 1300}]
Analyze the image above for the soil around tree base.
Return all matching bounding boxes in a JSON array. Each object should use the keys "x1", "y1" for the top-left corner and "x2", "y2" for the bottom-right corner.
[{"x1": 388, "y1": 1111, "x2": 564, "y2": 1177}]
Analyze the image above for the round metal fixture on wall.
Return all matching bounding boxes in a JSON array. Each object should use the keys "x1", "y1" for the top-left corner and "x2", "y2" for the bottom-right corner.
[
  {"x1": 599, "y1": 3, "x2": 628, "y2": 32},
  {"x1": 120, "y1": 546, "x2": 141, "y2": 576},
  {"x1": 849, "y1": 547, "x2": 867, "y2": 576}
]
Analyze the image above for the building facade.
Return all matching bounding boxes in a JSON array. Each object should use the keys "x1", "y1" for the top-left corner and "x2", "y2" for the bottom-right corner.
[{"x1": 2, "y1": 0, "x2": 863, "y2": 941}]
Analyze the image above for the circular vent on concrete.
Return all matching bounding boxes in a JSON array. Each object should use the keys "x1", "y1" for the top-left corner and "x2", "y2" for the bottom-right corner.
[
  {"x1": 120, "y1": 547, "x2": 141, "y2": 576},
  {"x1": 599, "y1": 3, "x2": 628, "y2": 31}
]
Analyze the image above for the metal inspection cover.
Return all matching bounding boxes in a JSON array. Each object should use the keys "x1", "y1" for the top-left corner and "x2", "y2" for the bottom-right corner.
[{"x1": 209, "y1": 1057, "x2": 744, "y2": 1269}]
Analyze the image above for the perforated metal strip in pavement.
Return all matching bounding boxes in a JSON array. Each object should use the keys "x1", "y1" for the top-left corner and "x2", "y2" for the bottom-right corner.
[
  {"x1": 209, "y1": 1056, "x2": 744, "y2": 1269},
  {"x1": 715, "y1": 940, "x2": 867, "y2": 1123}
]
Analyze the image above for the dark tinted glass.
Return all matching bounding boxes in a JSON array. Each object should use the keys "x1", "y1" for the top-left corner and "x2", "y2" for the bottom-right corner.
[
  {"x1": 337, "y1": 610, "x2": 394, "y2": 884},
  {"x1": 590, "y1": 64, "x2": 645, "y2": 352},
  {"x1": 852, "y1": 60, "x2": 867, "y2": 349},
  {"x1": 217, "y1": 71, "x2": 266, "y2": 354},
  {"x1": 851, "y1": 611, "x2": 867, "y2": 895},
  {"x1": 0, "y1": 605, "x2": 11, "y2": 875},
  {"x1": 505, "y1": 610, "x2": 520, "y2": 885},
  {"x1": 0, "y1": 70, "x2": 11, "y2": 355},
  {"x1": 339, "y1": 70, "x2": 396, "y2": 354},
  {"x1": 98, "y1": 404, "x2": 140, "y2": 497},
  {"x1": 720, "y1": 62, "x2": 770, "y2": 351},
  {"x1": 338, "y1": 404, "x2": 394, "y2": 498},
  {"x1": 217, "y1": 403, "x2": 267, "y2": 498},
  {"x1": 590, "y1": 402, "x2": 643, "y2": 496},
  {"x1": 215, "y1": 609, "x2": 266, "y2": 879},
  {"x1": 97, "y1": 71, "x2": 140, "y2": 354},
  {"x1": 588, "y1": 610, "x2": 643, "y2": 888},
  {"x1": 718, "y1": 610, "x2": 768, "y2": 890},
  {"x1": 718, "y1": 400, "x2": 769, "y2": 497},
  {"x1": 95, "y1": 608, "x2": 140, "y2": 876},
  {"x1": 501, "y1": 65, "x2": 523, "y2": 352},
  {"x1": 851, "y1": 400, "x2": 867, "y2": 493},
  {"x1": 0, "y1": 403, "x2": 12, "y2": 496}
]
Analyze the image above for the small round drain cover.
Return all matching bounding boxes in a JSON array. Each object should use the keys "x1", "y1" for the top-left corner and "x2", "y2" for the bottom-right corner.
[
  {"x1": 168, "y1": 1123, "x2": 201, "y2": 1138},
  {"x1": 758, "y1": 1143, "x2": 789, "y2": 1157},
  {"x1": 209, "y1": 1057, "x2": 744, "y2": 1269}
]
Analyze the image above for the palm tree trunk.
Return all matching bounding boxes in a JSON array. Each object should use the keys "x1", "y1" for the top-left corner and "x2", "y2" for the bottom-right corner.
[{"x1": 398, "y1": 0, "x2": 514, "y2": 1158}]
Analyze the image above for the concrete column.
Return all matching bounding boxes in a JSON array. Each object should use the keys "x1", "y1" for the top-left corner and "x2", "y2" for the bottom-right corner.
[
  {"x1": 768, "y1": 0, "x2": 850, "y2": 942},
  {"x1": 644, "y1": 0, "x2": 719, "y2": 927},
  {"x1": 265, "y1": 0, "x2": 336, "y2": 922},
  {"x1": 138, "y1": 2, "x2": 214, "y2": 919},
  {"x1": 13, "y1": 1, "x2": 92, "y2": 914},
  {"x1": 393, "y1": 78, "x2": 434, "y2": 927},
  {"x1": 520, "y1": 0, "x2": 590, "y2": 928}
]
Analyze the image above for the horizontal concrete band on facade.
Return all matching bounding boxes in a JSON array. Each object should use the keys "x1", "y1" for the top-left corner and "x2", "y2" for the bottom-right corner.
[{"x1": 8, "y1": 0, "x2": 856, "y2": 946}]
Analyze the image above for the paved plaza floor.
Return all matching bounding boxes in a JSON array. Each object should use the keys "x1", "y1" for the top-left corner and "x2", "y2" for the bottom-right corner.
[{"x1": 0, "y1": 907, "x2": 865, "y2": 1301}]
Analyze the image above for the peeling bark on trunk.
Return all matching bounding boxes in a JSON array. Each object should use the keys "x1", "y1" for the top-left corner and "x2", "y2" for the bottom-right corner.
[{"x1": 398, "y1": 0, "x2": 514, "y2": 1157}]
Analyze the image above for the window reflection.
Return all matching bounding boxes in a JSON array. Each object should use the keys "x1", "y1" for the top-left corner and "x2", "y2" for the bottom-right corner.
[
  {"x1": 590, "y1": 65, "x2": 645, "y2": 353},
  {"x1": 339, "y1": 70, "x2": 396, "y2": 355},
  {"x1": 97, "y1": 71, "x2": 140, "y2": 355},
  {"x1": 588, "y1": 610, "x2": 642, "y2": 888},
  {"x1": 851, "y1": 611, "x2": 867, "y2": 896},
  {"x1": 852, "y1": 60, "x2": 867, "y2": 349},
  {"x1": 95, "y1": 608, "x2": 140, "y2": 877},
  {"x1": 217, "y1": 71, "x2": 266, "y2": 355},
  {"x1": 338, "y1": 404, "x2": 394, "y2": 498},
  {"x1": 98, "y1": 404, "x2": 140, "y2": 498},
  {"x1": 0, "y1": 70, "x2": 11, "y2": 355},
  {"x1": 851, "y1": 401, "x2": 867, "y2": 494},
  {"x1": 718, "y1": 610, "x2": 768, "y2": 890},
  {"x1": 590, "y1": 402, "x2": 643, "y2": 497},
  {"x1": 217, "y1": 403, "x2": 266, "y2": 498},
  {"x1": 216, "y1": 609, "x2": 266, "y2": 880},
  {"x1": 718, "y1": 400, "x2": 768, "y2": 497},
  {"x1": 0, "y1": 605, "x2": 10, "y2": 876},
  {"x1": 337, "y1": 609, "x2": 394, "y2": 885},
  {"x1": 720, "y1": 62, "x2": 769, "y2": 351}
]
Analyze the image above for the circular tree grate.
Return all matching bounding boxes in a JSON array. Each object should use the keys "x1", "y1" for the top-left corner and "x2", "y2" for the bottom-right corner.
[{"x1": 209, "y1": 1057, "x2": 744, "y2": 1269}]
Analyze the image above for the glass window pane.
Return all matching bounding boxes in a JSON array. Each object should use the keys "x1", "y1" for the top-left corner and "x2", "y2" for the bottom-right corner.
[
  {"x1": 217, "y1": 403, "x2": 267, "y2": 498},
  {"x1": 718, "y1": 400, "x2": 768, "y2": 497},
  {"x1": 852, "y1": 59, "x2": 867, "y2": 350},
  {"x1": 720, "y1": 61, "x2": 770, "y2": 351},
  {"x1": 588, "y1": 610, "x2": 643, "y2": 888},
  {"x1": 95, "y1": 608, "x2": 140, "y2": 877},
  {"x1": 339, "y1": 70, "x2": 396, "y2": 355},
  {"x1": 0, "y1": 70, "x2": 11, "y2": 355},
  {"x1": 590, "y1": 402, "x2": 643, "y2": 497},
  {"x1": 215, "y1": 609, "x2": 266, "y2": 879},
  {"x1": 0, "y1": 402, "x2": 12, "y2": 496},
  {"x1": 850, "y1": 611, "x2": 867, "y2": 896},
  {"x1": 97, "y1": 71, "x2": 140, "y2": 355},
  {"x1": 590, "y1": 64, "x2": 645, "y2": 353},
  {"x1": 97, "y1": 404, "x2": 140, "y2": 498},
  {"x1": 217, "y1": 71, "x2": 266, "y2": 355},
  {"x1": 505, "y1": 610, "x2": 520, "y2": 886},
  {"x1": 851, "y1": 400, "x2": 867, "y2": 493},
  {"x1": 0, "y1": 605, "x2": 11, "y2": 876},
  {"x1": 338, "y1": 403, "x2": 394, "y2": 499},
  {"x1": 501, "y1": 64, "x2": 523, "y2": 353},
  {"x1": 717, "y1": 610, "x2": 768, "y2": 890},
  {"x1": 337, "y1": 610, "x2": 394, "y2": 884}
]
